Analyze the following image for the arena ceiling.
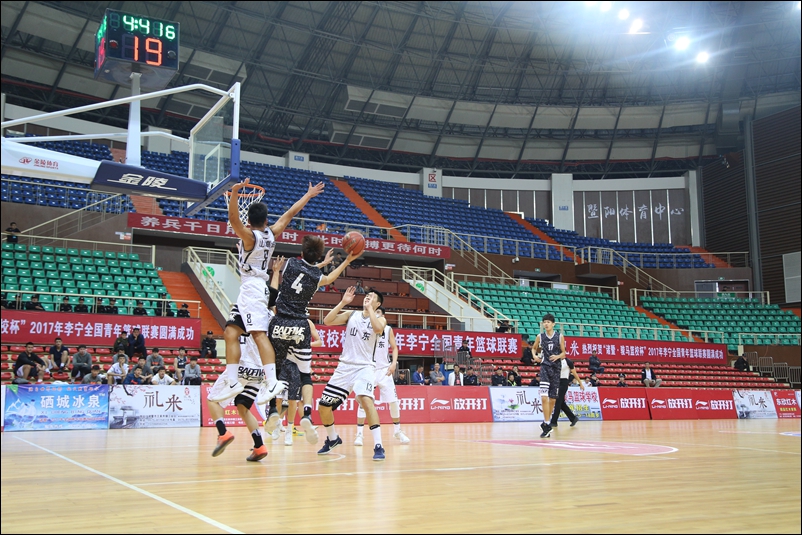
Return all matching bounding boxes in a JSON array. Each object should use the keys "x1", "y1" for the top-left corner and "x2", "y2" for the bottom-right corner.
[{"x1": 2, "y1": 1, "x2": 800, "y2": 179}]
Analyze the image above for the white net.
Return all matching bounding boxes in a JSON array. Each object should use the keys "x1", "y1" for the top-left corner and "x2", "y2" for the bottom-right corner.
[{"x1": 224, "y1": 184, "x2": 265, "y2": 226}]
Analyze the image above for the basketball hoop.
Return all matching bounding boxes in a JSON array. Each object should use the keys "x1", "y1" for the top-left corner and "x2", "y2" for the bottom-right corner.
[{"x1": 224, "y1": 183, "x2": 265, "y2": 226}]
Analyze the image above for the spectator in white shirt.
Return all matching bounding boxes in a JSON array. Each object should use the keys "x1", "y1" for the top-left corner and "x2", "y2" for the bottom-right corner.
[
  {"x1": 448, "y1": 364, "x2": 464, "y2": 386},
  {"x1": 152, "y1": 368, "x2": 177, "y2": 385},
  {"x1": 106, "y1": 354, "x2": 129, "y2": 385}
]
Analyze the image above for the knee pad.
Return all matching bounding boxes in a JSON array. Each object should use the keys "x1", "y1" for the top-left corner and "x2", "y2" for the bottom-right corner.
[
  {"x1": 539, "y1": 383, "x2": 550, "y2": 399},
  {"x1": 319, "y1": 393, "x2": 343, "y2": 410}
]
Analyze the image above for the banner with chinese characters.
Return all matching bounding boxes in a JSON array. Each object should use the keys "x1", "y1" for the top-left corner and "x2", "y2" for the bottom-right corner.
[
  {"x1": 563, "y1": 336, "x2": 726, "y2": 365},
  {"x1": 200, "y1": 383, "x2": 268, "y2": 427},
  {"x1": 2, "y1": 384, "x2": 109, "y2": 431},
  {"x1": 732, "y1": 390, "x2": 778, "y2": 419},
  {"x1": 489, "y1": 386, "x2": 546, "y2": 422},
  {"x1": 1, "y1": 385, "x2": 6, "y2": 431},
  {"x1": 0, "y1": 310, "x2": 201, "y2": 348},
  {"x1": 108, "y1": 385, "x2": 201, "y2": 428},
  {"x1": 127, "y1": 213, "x2": 450, "y2": 259},
  {"x1": 770, "y1": 390, "x2": 800, "y2": 418},
  {"x1": 645, "y1": 388, "x2": 704, "y2": 420},
  {"x1": 313, "y1": 326, "x2": 521, "y2": 359},
  {"x1": 94, "y1": 161, "x2": 208, "y2": 200},
  {"x1": 597, "y1": 387, "x2": 651, "y2": 420},
  {"x1": 555, "y1": 386, "x2": 603, "y2": 422}
]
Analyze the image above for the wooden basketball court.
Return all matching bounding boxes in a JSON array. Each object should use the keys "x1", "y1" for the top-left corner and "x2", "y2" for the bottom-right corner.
[{"x1": 2, "y1": 419, "x2": 800, "y2": 533}]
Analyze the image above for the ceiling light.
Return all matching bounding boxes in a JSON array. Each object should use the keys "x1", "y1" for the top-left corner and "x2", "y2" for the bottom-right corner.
[
  {"x1": 585, "y1": 1, "x2": 598, "y2": 6},
  {"x1": 600, "y1": 2, "x2": 612, "y2": 12},
  {"x1": 618, "y1": 9, "x2": 630, "y2": 20},
  {"x1": 629, "y1": 19, "x2": 644, "y2": 33},
  {"x1": 696, "y1": 51, "x2": 709, "y2": 63},
  {"x1": 675, "y1": 36, "x2": 691, "y2": 51}
]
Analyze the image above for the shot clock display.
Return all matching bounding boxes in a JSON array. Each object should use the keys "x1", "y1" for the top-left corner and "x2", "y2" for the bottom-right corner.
[{"x1": 94, "y1": 9, "x2": 180, "y2": 91}]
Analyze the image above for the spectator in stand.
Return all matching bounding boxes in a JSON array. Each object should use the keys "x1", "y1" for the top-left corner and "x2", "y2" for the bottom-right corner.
[
  {"x1": 106, "y1": 298, "x2": 119, "y2": 315},
  {"x1": 588, "y1": 350, "x2": 605, "y2": 375},
  {"x1": 70, "y1": 345, "x2": 93, "y2": 384},
  {"x1": 154, "y1": 293, "x2": 174, "y2": 317},
  {"x1": 457, "y1": 340, "x2": 471, "y2": 358},
  {"x1": 176, "y1": 303, "x2": 191, "y2": 318},
  {"x1": 82, "y1": 365, "x2": 105, "y2": 384},
  {"x1": 25, "y1": 295, "x2": 45, "y2": 311},
  {"x1": 113, "y1": 347, "x2": 129, "y2": 365},
  {"x1": 354, "y1": 280, "x2": 366, "y2": 295},
  {"x1": 506, "y1": 372, "x2": 518, "y2": 387},
  {"x1": 331, "y1": 252, "x2": 343, "y2": 272},
  {"x1": 106, "y1": 354, "x2": 129, "y2": 385},
  {"x1": 151, "y1": 368, "x2": 177, "y2": 385},
  {"x1": 641, "y1": 363, "x2": 662, "y2": 388},
  {"x1": 5, "y1": 222, "x2": 21, "y2": 243},
  {"x1": 529, "y1": 372, "x2": 540, "y2": 387},
  {"x1": 412, "y1": 365, "x2": 426, "y2": 385},
  {"x1": 734, "y1": 354, "x2": 749, "y2": 372},
  {"x1": 395, "y1": 369, "x2": 409, "y2": 385},
  {"x1": 123, "y1": 366, "x2": 145, "y2": 385},
  {"x1": 429, "y1": 364, "x2": 445, "y2": 386},
  {"x1": 95, "y1": 297, "x2": 106, "y2": 314},
  {"x1": 135, "y1": 361, "x2": 153, "y2": 384},
  {"x1": 201, "y1": 331, "x2": 217, "y2": 360},
  {"x1": 127, "y1": 327, "x2": 146, "y2": 360},
  {"x1": 521, "y1": 336, "x2": 534, "y2": 366},
  {"x1": 113, "y1": 331, "x2": 128, "y2": 356},
  {"x1": 146, "y1": 348, "x2": 165, "y2": 374},
  {"x1": 464, "y1": 366, "x2": 479, "y2": 386},
  {"x1": 13, "y1": 342, "x2": 46, "y2": 383},
  {"x1": 182, "y1": 356, "x2": 202, "y2": 385},
  {"x1": 174, "y1": 346, "x2": 188, "y2": 383},
  {"x1": 448, "y1": 365, "x2": 464, "y2": 386},
  {"x1": 491, "y1": 367, "x2": 506, "y2": 386},
  {"x1": 132, "y1": 300, "x2": 148, "y2": 316},
  {"x1": 511, "y1": 365, "x2": 523, "y2": 386},
  {"x1": 616, "y1": 373, "x2": 628, "y2": 388},
  {"x1": 59, "y1": 296, "x2": 73, "y2": 312},
  {"x1": 74, "y1": 297, "x2": 89, "y2": 313},
  {"x1": 48, "y1": 337, "x2": 71, "y2": 373},
  {"x1": 496, "y1": 319, "x2": 511, "y2": 333},
  {"x1": 588, "y1": 372, "x2": 600, "y2": 387}
]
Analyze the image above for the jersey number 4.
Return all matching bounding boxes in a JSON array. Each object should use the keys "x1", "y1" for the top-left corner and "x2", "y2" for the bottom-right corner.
[{"x1": 291, "y1": 273, "x2": 304, "y2": 293}]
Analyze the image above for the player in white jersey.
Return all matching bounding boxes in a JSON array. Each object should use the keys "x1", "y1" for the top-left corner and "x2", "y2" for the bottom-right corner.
[
  {"x1": 354, "y1": 307, "x2": 410, "y2": 445},
  {"x1": 207, "y1": 334, "x2": 270, "y2": 461},
  {"x1": 318, "y1": 287, "x2": 387, "y2": 460},
  {"x1": 209, "y1": 178, "x2": 324, "y2": 403}
]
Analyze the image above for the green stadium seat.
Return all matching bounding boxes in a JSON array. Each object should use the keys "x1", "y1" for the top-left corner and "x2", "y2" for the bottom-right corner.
[
  {"x1": 14, "y1": 244, "x2": 27, "y2": 252},
  {"x1": 67, "y1": 248, "x2": 79, "y2": 256},
  {"x1": 80, "y1": 249, "x2": 92, "y2": 258},
  {"x1": 104, "y1": 251, "x2": 117, "y2": 259},
  {"x1": 92, "y1": 251, "x2": 104, "y2": 259},
  {"x1": 2, "y1": 243, "x2": 14, "y2": 251}
]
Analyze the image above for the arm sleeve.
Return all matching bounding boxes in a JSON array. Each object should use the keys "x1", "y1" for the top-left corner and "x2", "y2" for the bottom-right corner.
[{"x1": 268, "y1": 286, "x2": 279, "y2": 308}]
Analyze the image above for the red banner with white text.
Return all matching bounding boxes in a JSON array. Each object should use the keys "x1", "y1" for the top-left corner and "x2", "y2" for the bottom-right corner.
[
  {"x1": 564, "y1": 336, "x2": 726, "y2": 365},
  {"x1": 598, "y1": 387, "x2": 651, "y2": 420},
  {"x1": 692, "y1": 389, "x2": 738, "y2": 419},
  {"x1": 0, "y1": 310, "x2": 201, "y2": 348},
  {"x1": 771, "y1": 390, "x2": 801, "y2": 418},
  {"x1": 128, "y1": 213, "x2": 450, "y2": 259},
  {"x1": 645, "y1": 388, "x2": 702, "y2": 420}
]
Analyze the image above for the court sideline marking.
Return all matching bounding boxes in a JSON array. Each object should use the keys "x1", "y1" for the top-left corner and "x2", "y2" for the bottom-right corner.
[{"x1": 12, "y1": 436, "x2": 243, "y2": 534}]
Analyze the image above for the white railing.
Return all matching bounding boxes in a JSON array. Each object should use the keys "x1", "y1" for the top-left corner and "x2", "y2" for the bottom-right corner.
[
  {"x1": 737, "y1": 333, "x2": 801, "y2": 346},
  {"x1": 448, "y1": 272, "x2": 620, "y2": 301},
  {"x1": 634, "y1": 289, "x2": 771, "y2": 307},
  {"x1": 183, "y1": 247, "x2": 232, "y2": 316},
  {"x1": 0, "y1": 289, "x2": 201, "y2": 317},
  {"x1": 576, "y1": 246, "x2": 676, "y2": 299}
]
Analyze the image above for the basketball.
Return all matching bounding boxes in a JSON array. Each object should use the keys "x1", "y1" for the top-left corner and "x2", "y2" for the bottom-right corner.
[{"x1": 342, "y1": 231, "x2": 365, "y2": 256}]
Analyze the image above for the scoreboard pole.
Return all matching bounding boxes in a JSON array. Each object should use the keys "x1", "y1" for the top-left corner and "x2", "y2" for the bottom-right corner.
[{"x1": 126, "y1": 72, "x2": 142, "y2": 167}]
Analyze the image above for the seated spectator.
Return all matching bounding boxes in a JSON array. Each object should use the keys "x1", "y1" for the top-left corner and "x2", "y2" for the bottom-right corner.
[
  {"x1": 70, "y1": 345, "x2": 93, "y2": 383},
  {"x1": 174, "y1": 346, "x2": 188, "y2": 382},
  {"x1": 83, "y1": 365, "x2": 105, "y2": 385},
  {"x1": 6, "y1": 222, "x2": 21, "y2": 243},
  {"x1": 135, "y1": 362, "x2": 154, "y2": 384},
  {"x1": 521, "y1": 337, "x2": 534, "y2": 366},
  {"x1": 123, "y1": 366, "x2": 145, "y2": 385},
  {"x1": 506, "y1": 372, "x2": 518, "y2": 387},
  {"x1": 152, "y1": 368, "x2": 177, "y2": 385},
  {"x1": 511, "y1": 365, "x2": 523, "y2": 386},
  {"x1": 354, "y1": 280, "x2": 366, "y2": 294},
  {"x1": 127, "y1": 327, "x2": 146, "y2": 360},
  {"x1": 182, "y1": 356, "x2": 202, "y2": 385},
  {"x1": 113, "y1": 331, "x2": 128, "y2": 355},
  {"x1": 464, "y1": 367, "x2": 479, "y2": 386},
  {"x1": 496, "y1": 319, "x2": 511, "y2": 333},
  {"x1": 429, "y1": 364, "x2": 445, "y2": 386},
  {"x1": 13, "y1": 342, "x2": 46, "y2": 384},
  {"x1": 59, "y1": 296, "x2": 73, "y2": 312},
  {"x1": 106, "y1": 354, "x2": 129, "y2": 385},
  {"x1": 641, "y1": 363, "x2": 662, "y2": 387},
  {"x1": 95, "y1": 297, "x2": 106, "y2": 314},
  {"x1": 176, "y1": 303, "x2": 191, "y2": 318},
  {"x1": 25, "y1": 294, "x2": 45, "y2": 311},
  {"x1": 491, "y1": 367, "x2": 506, "y2": 386},
  {"x1": 528, "y1": 372, "x2": 540, "y2": 387},
  {"x1": 457, "y1": 341, "x2": 471, "y2": 357},
  {"x1": 448, "y1": 365, "x2": 464, "y2": 386},
  {"x1": 412, "y1": 365, "x2": 426, "y2": 385},
  {"x1": 616, "y1": 373, "x2": 628, "y2": 388},
  {"x1": 48, "y1": 337, "x2": 71, "y2": 372},
  {"x1": 74, "y1": 297, "x2": 89, "y2": 313},
  {"x1": 146, "y1": 348, "x2": 165, "y2": 374},
  {"x1": 395, "y1": 369, "x2": 409, "y2": 385},
  {"x1": 154, "y1": 294, "x2": 174, "y2": 317},
  {"x1": 132, "y1": 300, "x2": 148, "y2": 316},
  {"x1": 113, "y1": 347, "x2": 129, "y2": 365},
  {"x1": 734, "y1": 354, "x2": 749, "y2": 372},
  {"x1": 106, "y1": 298, "x2": 119, "y2": 315},
  {"x1": 201, "y1": 331, "x2": 217, "y2": 360},
  {"x1": 587, "y1": 372, "x2": 600, "y2": 387},
  {"x1": 588, "y1": 350, "x2": 605, "y2": 374}
]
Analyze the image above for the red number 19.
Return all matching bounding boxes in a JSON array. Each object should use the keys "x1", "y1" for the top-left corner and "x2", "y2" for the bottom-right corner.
[{"x1": 145, "y1": 37, "x2": 162, "y2": 66}]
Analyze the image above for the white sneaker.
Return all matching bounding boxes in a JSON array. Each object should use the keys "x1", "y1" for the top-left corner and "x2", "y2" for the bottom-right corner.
[
  {"x1": 271, "y1": 426, "x2": 281, "y2": 441},
  {"x1": 264, "y1": 410, "x2": 281, "y2": 435},
  {"x1": 394, "y1": 431, "x2": 411, "y2": 444},
  {"x1": 207, "y1": 375, "x2": 245, "y2": 402},
  {"x1": 300, "y1": 416, "x2": 319, "y2": 445},
  {"x1": 284, "y1": 432, "x2": 293, "y2": 446},
  {"x1": 354, "y1": 434, "x2": 363, "y2": 446},
  {"x1": 256, "y1": 380, "x2": 288, "y2": 405}
]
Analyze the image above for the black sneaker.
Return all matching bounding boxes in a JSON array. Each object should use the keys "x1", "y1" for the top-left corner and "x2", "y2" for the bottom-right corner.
[
  {"x1": 317, "y1": 436, "x2": 343, "y2": 455},
  {"x1": 539, "y1": 422, "x2": 552, "y2": 438},
  {"x1": 570, "y1": 417, "x2": 579, "y2": 427}
]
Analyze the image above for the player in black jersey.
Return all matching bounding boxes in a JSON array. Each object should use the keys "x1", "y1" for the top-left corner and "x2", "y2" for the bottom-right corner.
[
  {"x1": 532, "y1": 313, "x2": 566, "y2": 438},
  {"x1": 264, "y1": 235, "x2": 359, "y2": 443}
]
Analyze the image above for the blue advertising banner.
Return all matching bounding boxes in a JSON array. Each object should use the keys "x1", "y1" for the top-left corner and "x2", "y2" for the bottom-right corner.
[
  {"x1": 92, "y1": 160, "x2": 208, "y2": 201},
  {"x1": 3, "y1": 384, "x2": 109, "y2": 431}
]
